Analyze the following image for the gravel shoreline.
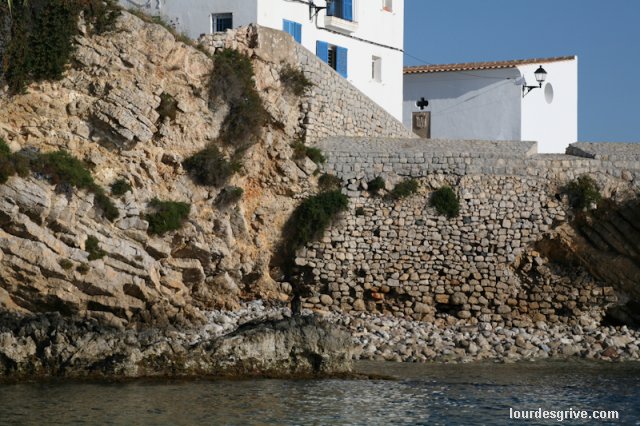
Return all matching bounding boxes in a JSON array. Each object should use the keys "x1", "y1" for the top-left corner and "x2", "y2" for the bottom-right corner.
[{"x1": 211, "y1": 302, "x2": 640, "y2": 364}]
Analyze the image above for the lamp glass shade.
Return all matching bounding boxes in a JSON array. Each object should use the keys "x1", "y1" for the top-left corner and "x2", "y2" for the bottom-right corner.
[{"x1": 534, "y1": 66, "x2": 547, "y2": 84}]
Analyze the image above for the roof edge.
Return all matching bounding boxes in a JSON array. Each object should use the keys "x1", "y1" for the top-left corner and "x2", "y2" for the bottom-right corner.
[{"x1": 404, "y1": 55, "x2": 577, "y2": 75}]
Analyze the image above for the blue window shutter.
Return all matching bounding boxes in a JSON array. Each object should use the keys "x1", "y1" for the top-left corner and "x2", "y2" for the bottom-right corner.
[
  {"x1": 327, "y1": 0, "x2": 336, "y2": 16},
  {"x1": 293, "y1": 22, "x2": 302, "y2": 43},
  {"x1": 343, "y1": 0, "x2": 353, "y2": 21},
  {"x1": 283, "y1": 20, "x2": 302, "y2": 43},
  {"x1": 337, "y1": 46, "x2": 348, "y2": 78},
  {"x1": 316, "y1": 41, "x2": 329, "y2": 64}
]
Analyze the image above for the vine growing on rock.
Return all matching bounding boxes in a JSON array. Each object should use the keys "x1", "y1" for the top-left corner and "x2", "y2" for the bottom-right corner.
[
  {"x1": 2, "y1": 0, "x2": 119, "y2": 94},
  {"x1": 0, "y1": 140, "x2": 119, "y2": 221},
  {"x1": 184, "y1": 48, "x2": 269, "y2": 187},
  {"x1": 278, "y1": 190, "x2": 349, "y2": 268},
  {"x1": 209, "y1": 48, "x2": 268, "y2": 149}
]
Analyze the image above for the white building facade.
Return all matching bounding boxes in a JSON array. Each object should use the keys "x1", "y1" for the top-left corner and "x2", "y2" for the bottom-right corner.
[
  {"x1": 120, "y1": 0, "x2": 405, "y2": 120},
  {"x1": 403, "y1": 56, "x2": 578, "y2": 153}
]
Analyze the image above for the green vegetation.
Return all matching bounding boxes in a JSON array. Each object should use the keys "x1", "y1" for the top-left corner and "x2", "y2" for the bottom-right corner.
[
  {"x1": 3, "y1": 0, "x2": 120, "y2": 94},
  {"x1": 430, "y1": 186, "x2": 460, "y2": 218},
  {"x1": 0, "y1": 138, "x2": 29, "y2": 183},
  {"x1": 291, "y1": 140, "x2": 326, "y2": 165},
  {"x1": 284, "y1": 190, "x2": 349, "y2": 252},
  {"x1": 31, "y1": 150, "x2": 119, "y2": 221},
  {"x1": 183, "y1": 145, "x2": 241, "y2": 187},
  {"x1": 367, "y1": 176, "x2": 385, "y2": 194},
  {"x1": 58, "y1": 259, "x2": 73, "y2": 270},
  {"x1": 280, "y1": 64, "x2": 313, "y2": 96},
  {"x1": 318, "y1": 173, "x2": 342, "y2": 192},
  {"x1": 565, "y1": 175, "x2": 602, "y2": 210},
  {"x1": 156, "y1": 92, "x2": 179, "y2": 122},
  {"x1": 76, "y1": 263, "x2": 90, "y2": 274},
  {"x1": 0, "y1": 142, "x2": 119, "y2": 221},
  {"x1": 110, "y1": 178, "x2": 132, "y2": 196},
  {"x1": 215, "y1": 186, "x2": 244, "y2": 206},
  {"x1": 85, "y1": 235, "x2": 106, "y2": 261},
  {"x1": 390, "y1": 178, "x2": 419, "y2": 200},
  {"x1": 209, "y1": 48, "x2": 268, "y2": 149},
  {"x1": 145, "y1": 198, "x2": 191, "y2": 235}
]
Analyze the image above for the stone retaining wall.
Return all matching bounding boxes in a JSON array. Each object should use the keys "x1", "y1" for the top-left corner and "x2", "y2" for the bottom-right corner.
[
  {"x1": 296, "y1": 139, "x2": 640, "y2": 329},
  {"x1": 200, "y1": 26, "x2": 415, "y2": 144}
]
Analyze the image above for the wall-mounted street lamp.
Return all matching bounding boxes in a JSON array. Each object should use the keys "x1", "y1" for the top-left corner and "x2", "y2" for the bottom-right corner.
[{"x1": 522, "y1": 66, "x2": 548, "y2": 97}]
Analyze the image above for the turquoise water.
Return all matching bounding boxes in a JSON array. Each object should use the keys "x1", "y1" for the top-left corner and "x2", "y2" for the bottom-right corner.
[{"x1": 1, "y1": 361, "x2": 639, "y2": 425}]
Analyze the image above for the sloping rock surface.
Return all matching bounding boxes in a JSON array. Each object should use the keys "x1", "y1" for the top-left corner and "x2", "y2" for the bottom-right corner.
[{"x1": 0, "y1": 312, "x2": 354, "y2": 379}]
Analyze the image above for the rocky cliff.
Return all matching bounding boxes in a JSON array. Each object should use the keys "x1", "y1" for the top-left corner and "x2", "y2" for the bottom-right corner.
[{"x1": 0, "y1": 11, "x2": 321, "y2": 328}]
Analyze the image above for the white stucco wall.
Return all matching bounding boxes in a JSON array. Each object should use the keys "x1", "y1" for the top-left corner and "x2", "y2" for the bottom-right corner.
[
  {"x1": 519, "y1": 58, "x2": 578, "y2": 153},
  {"x1": 119, "y1": 0, "x2": 404, "y2": 120},
  {"x1": 403, "y1": 68, "x2": 522, "y2": 141},
  {"x1": 119, "y1": 0, "x2": 257, "y2": 37}
]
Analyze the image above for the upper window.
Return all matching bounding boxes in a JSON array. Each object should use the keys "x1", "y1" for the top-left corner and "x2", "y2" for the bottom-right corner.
[
  {"x1": 317, "y1": 41, "x2": 348, "y2": 78},
  {"x1": 211, "y1": 13, "x2": 232, "y2": 33},
  {"x1": 382, "y1": 0, "x2": 393, "y2": 12},
  {"x1": 283, "y1": 19, "x2": 302, "y2": 44},
  {"x1": 327, "y1": 0, "x2": 354, "y2": 22}
]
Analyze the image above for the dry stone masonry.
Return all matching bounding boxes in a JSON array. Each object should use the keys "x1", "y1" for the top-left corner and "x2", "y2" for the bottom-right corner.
[
  {"x1": 200, "y1": 26, "x2": 415, "y2": 144},
  {"x1": 297, "y1": 139, "x2": 640, "y2": 331}
]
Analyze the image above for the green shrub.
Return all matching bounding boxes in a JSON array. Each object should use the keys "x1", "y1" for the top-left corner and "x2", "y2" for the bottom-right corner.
[
  {"x1": 367, "y1": 176, "x2": 385, "y2": 193},
  {"x1": 280, "y1": 64, "x2": 313, "y2": 96},
  {"x1": 565, "y1": 175, "x2": 602, "y2": 210},
  {"x1": 305, "y1": 147, "x2": 325, "y2": 165},
  {"x1": 157, "y1": 92, "x2": 178, "y2": 122},
  {"x1": 4, "y1": 0, "x2": 120, "y2": 94},
  {"x1": 390, "y1": 179, "x2": 419, "y2": 199},
  {"x1": 183, "y1": 144, "x2": 241, "y2": 187},
  {"x1": 215, "y1": 185, "x2": 243, "y2": 206},
  {"x1": 110, "y1": 178, "x2": 132, "y2": 196},
  {"x1": 58, "y1": 258, "x2": 73, "y2": 270},
  {"x1": 85, "y1": 235, "x2": 106, "y2": 261},
  {"x1": 93, "y1": 188, "x2": 119, "y2": 222},
  {"x1": 284, "y1": 190, "x2": 349, "y2": 251},
  {"x1": 209, "y1": 48, "x2": 267, "y2": 148},
  {"x1": 318, "y1": 173, "x2": 342, "y2": 191},
  {"x1": 0, "y1": 139, "x2": 36, "y2": 182},
  {"x1": 430, "y1": 186, "x2": 460, "y2": 218},
  {"x1": 29, "y1": 150, "x2": 119, "y2": 221},
  {"x1": 76, "y1": 263, "x2": 90, "y2": 274},
  {"x1": 291, "y1": 140, "x2": 325, "y2": 164},
  {"x1": 145, "y1": 198, "x2": 191, "y2": 235},
  {"x1": 0, "y1": 139, "x2": 11, "y2": 157}
]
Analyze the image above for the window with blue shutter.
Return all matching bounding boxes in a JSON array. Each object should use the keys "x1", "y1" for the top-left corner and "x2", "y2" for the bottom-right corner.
[
  {"x1": 326, "y1": 0, "x2": 353, "y2": 21},
  {"x1": 316, "y1": 41, "x2": 329, "y2": 64},
  {"x1": 336, "y1": 46, "x2": 348, "y2": 78},
  {"x1": 317, "y1": 41, "x2": 347, "y2": 78},
  {"x1": 283, "y1": 19, "x2": 302, "y2": 44},
  {"x1": 342, "y1": 0, "x2": 353, "y2": 21}
]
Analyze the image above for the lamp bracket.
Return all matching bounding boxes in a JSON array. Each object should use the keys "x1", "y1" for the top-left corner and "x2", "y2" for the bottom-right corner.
[
  {"x1": 522, "y1": 82, "x2": 543, "y2": 97},
  {"x1": 309, "y1": 2, "x2": 327, "y2": 20}
]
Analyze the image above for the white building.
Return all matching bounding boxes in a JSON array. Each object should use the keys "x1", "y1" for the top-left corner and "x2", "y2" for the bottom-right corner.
[
  {"x1": 403, "y1": 56, "x2": 578, "y2": 153},
  {"x1": 120, "y1": 0, "x2": 405, "y2": 120}
]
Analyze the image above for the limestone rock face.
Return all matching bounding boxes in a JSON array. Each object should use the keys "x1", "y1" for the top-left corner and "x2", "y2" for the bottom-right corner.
[
  {"x1": 0, "y1": 312, "x2": 354, "y2": 378},
  {"x1": 0, "y1": 12, "x2": 315, "y2": 327}
]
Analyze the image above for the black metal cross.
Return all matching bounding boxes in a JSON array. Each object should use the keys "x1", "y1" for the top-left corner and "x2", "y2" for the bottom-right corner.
[{"x1": 416, "y1": 97, "x2": 429, "y2": 110}]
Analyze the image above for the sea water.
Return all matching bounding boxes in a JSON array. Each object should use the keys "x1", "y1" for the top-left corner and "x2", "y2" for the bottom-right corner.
[{"x1": 1, "y1": 361, "x2": 639, "y2": 425}]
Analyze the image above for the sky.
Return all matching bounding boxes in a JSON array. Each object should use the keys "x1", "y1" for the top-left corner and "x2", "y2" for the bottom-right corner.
[{"x1": 404, "y1": 0, "x2": 640, "y2": 142}]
